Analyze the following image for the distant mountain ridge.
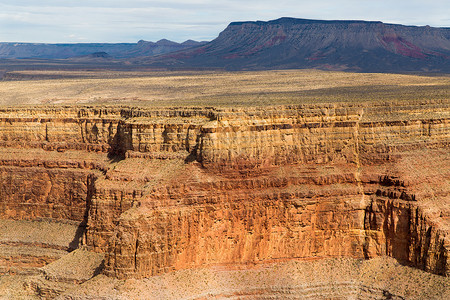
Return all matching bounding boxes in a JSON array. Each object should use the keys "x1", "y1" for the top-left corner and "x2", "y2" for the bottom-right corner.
[
  {"x1": 2, "y1": 18, "x2": 449, "y2": 73},
  {"x1": 137, "y1": 17, "x2": 450, "y2": 72},
  {"x1": 0, "y1": 39, "x2": 207, "y2": 59}
]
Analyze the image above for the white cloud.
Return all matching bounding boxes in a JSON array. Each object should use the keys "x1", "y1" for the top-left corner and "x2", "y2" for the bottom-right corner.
[{"x1": 0, "y1": 0, "x2": 448, "y2": 43}]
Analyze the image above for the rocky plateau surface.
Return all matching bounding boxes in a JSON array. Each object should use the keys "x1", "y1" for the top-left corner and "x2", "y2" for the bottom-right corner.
[{"x1": 0, "y1": 100, "x2": 449, "y2": 298}]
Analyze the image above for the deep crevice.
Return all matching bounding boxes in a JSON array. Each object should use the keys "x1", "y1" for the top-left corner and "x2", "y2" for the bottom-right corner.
[
  {"x1": 107, "y1": 121, "x2": 131, "y2": 162},
  {"x1": 68, "y1": 173, "x2": 96, "y2": 251}
]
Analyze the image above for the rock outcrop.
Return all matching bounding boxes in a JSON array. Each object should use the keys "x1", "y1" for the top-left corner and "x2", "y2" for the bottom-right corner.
[{"x1": 0, "y1": 100, "x2": 448, "y2": 289}]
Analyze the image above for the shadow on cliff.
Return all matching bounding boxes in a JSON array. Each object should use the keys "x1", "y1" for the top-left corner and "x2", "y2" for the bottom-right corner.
[
  {"x1": 107, "y1": 122, "x2": 130, "y2": 162},
  {"x1": 69, "y1": 174, "x2": 96, "y2": 251},
  {"x1": 184, "y1": 144, "x2": 200, "y2": 164},
  {"x1": 93, "y1": 259, "x2": 105, "y2": 276},
  {"x1": 363, "y1": 198, "x2": 448, "y2": 276}
]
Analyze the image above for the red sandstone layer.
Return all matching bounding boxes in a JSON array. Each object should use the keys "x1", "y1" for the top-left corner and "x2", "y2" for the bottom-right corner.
[{"x1": 0, "y1": 101, "x2": 448, "y2": 281}]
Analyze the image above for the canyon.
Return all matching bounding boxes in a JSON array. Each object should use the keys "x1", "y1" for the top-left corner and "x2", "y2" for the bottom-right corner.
[{"x1": 0, "y1": 94, "x2": 448, "y2": 298}]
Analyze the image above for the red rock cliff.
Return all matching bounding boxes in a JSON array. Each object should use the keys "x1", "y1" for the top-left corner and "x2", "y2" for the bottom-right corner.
[{"x1": 0, "y1": 101, "x2": 448, "y2": 278}]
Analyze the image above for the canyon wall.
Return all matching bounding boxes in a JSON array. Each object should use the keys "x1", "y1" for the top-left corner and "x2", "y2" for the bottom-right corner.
[{"x1": 0, "y1": 100, "x2": 448, "y2": 279}]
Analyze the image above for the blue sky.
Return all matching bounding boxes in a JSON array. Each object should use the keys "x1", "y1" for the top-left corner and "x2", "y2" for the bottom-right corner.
[{"x1": 0, "y1": 0, "x2": 448, "y2": 43}]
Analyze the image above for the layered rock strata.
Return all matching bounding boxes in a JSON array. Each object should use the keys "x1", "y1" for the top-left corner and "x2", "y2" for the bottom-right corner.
[{"x1": 0, "y1": 100, "x2": 448, "y2": 283}]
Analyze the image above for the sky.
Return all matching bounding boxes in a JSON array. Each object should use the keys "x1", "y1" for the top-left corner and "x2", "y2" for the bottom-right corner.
[{"x1": 0, "y1": 0, "x2": 449, "y2": 43}]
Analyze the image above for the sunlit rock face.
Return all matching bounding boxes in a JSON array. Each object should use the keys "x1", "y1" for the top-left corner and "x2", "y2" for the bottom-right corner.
[{"x1": 0, "y1": 100, "x2": 448, "y2": 280}]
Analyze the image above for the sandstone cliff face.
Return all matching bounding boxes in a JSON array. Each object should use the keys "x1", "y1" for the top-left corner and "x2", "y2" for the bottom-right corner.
[{"x1": 0, "y1": 100, "x2": 448, "y2": 279}]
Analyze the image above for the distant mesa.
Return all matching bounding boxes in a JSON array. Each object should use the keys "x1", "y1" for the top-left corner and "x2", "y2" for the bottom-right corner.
[
  {"x1": 137, "y1": 17, "x2": 450, "y2": 73},
  {"x1": 0, "y1": 39, "x2": 207, "y2": 60}
]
